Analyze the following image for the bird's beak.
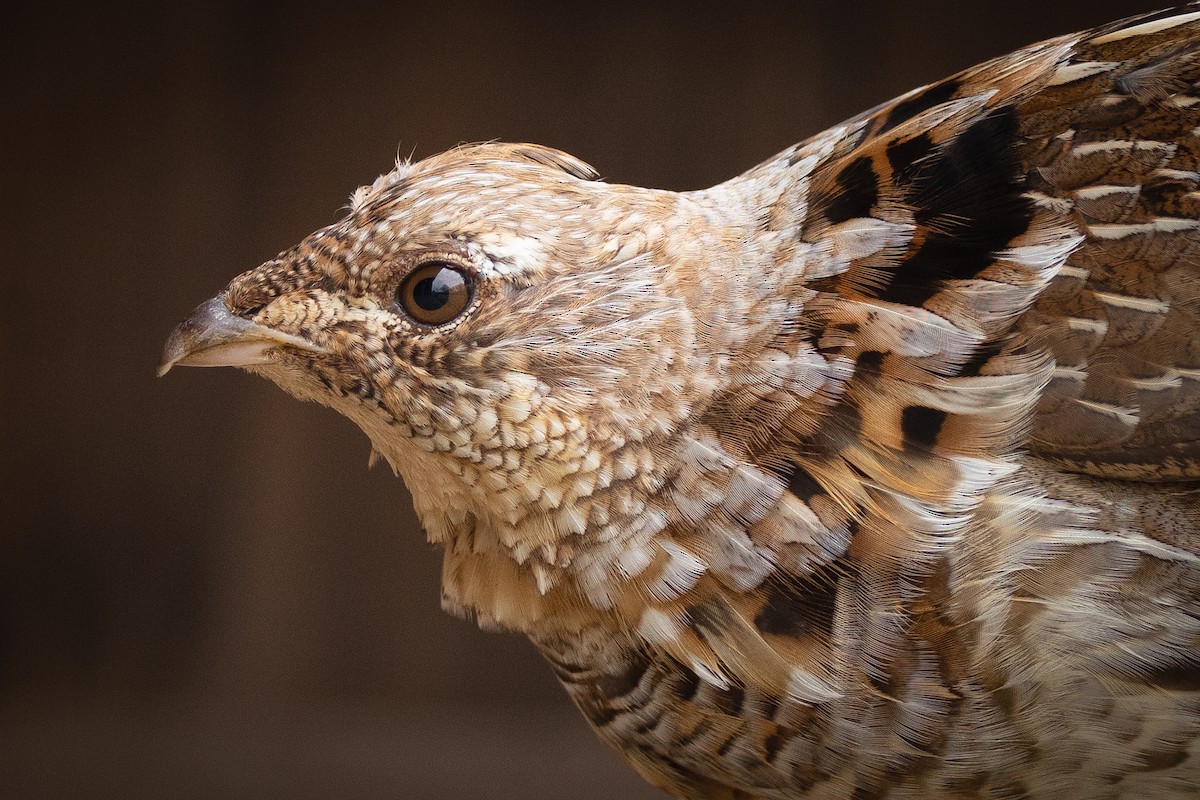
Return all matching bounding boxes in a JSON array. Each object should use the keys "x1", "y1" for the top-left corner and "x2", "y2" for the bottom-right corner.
[{"x1": 158, "y1": 295, "x2": 325, "y2": 377}]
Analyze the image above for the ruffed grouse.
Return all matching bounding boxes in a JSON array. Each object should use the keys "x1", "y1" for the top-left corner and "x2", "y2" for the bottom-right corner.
[{"x1": 162, "y1": 7, "x2": 1200, "y2": 798}]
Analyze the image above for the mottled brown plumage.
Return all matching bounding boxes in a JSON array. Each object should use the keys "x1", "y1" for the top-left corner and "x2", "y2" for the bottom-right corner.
[{"x1": 162, "y1": 7, "x2": 1200, "y2": 798}]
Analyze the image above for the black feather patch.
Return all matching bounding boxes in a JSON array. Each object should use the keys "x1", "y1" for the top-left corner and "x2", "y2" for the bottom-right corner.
[
  {"x1": 881, "y1": 78, "x2": 961, "y2": 133},
  {"x1": 876, "y1": 108, "x2": 1034, "y2": 307},
  {"x1": 674, "y1": 667, "x2": 701, "y2": 701},
  {"x1": 854, "y1": 349, "x2": 885, "y2": 378},
  {"x1": 1143, "y1": 661, "x2": 1200, "y2": 692},
  {"x1": 753, "y1": 561, "x2": 849, "y2": 641},
  {"x1": 823, "y1": 156, "x2": 879, "y2": 223},
  {"x1": 786, "y1": 464, "x2": 824, "y2": 502},
  {"x1": 886, "y1": 132, "x2": 936, "y2": 184},
  {"x1": 959, "y1": 340, "x2": 1006, "y2": 376},
  {"x1": 763, "y1": 730, "x2": 786, "y2": 762},
  {"x1": 901, "y1": 405, "x2": 948, "y2": 451}
]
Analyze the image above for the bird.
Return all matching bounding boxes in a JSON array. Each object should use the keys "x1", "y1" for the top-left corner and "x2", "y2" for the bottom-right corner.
[{"x1": 161, "y1": 6, "x2": 1200, "y2": 798}]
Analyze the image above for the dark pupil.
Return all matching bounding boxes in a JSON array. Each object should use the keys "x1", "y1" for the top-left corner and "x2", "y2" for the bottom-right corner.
[{"x1": 412, "y1": 269, "x2": 456, "y2": 311}]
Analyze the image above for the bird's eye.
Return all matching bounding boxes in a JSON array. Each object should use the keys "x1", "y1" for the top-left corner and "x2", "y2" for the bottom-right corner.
[{"x1": 396, "y1": 261, "x2": 473, "y2": 326}]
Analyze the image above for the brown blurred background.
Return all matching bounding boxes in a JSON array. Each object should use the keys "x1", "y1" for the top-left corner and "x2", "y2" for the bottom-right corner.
[{"x1": 2, "y1": 2, "x2": 1166, "y2": 798}]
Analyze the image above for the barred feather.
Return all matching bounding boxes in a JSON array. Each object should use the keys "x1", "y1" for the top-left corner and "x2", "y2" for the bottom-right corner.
[{"x1": 162, "y1": 6, "x2": 1200, "y2": 799}]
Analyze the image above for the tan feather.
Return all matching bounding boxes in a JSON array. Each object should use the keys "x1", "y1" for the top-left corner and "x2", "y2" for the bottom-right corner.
[{"x1": 161, "y1": 6, "x2": 1200, "y2": 798}]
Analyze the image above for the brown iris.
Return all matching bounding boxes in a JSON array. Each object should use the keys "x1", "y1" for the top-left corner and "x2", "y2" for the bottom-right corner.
[{"x1": 396, "y1": 261, "x2": 472, "y2": 326}]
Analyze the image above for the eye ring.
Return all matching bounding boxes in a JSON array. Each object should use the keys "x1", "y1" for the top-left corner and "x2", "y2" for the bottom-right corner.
[{"x1": 396, "y1": 261, "x2": 473, "y2": 326}]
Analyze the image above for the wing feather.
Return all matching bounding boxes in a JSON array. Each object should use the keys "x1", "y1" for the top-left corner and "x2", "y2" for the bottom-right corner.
[{"x1": 786, "y1": 4, "x2": 1200, "y2": 480}]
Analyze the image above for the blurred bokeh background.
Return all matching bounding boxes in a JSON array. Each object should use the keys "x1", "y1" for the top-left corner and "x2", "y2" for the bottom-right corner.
[{"x1": 2, "y1": 2, "x2": 1166, "y2": 798}]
